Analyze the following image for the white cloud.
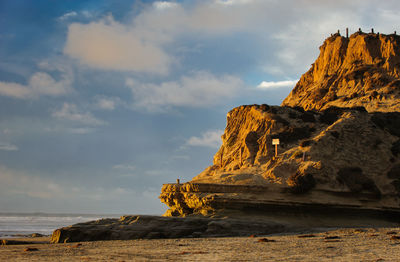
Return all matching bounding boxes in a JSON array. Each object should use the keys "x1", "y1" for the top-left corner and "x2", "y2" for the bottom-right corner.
[
  {"x1": 112, "y1": 164, "x2": 136, "y2": 171},
  {"x1": 67, "y1": 127, "x2": 95, "y2": 134},
  {"x1": 58, "y1": 10, "x2": 94, "y2": 21},
  {"x1": 62, "y1": 1, "x2": 265, "y2": 74},
  {"x1": 43, "y1": 126, "x2": 95, "y2": 135},
  {"x1": 186, "y1": 129, "x2": 223, "y2": 149},
  {"x1": 215, "y1": 0, "x2": 255, "y2": 6},
  {"x1": 28, "y1": 72, "x2": 71, "y2": 96},
  {"x1": 58, "y1": 11, "x2": 78, "y2": 21},
  {"x1": 153, "y1": 1, "x2": 179, "y2": 10},
  {"x1": 52, "y1": 103, "x2": 107, "y2": 126},
  {"x1": 126, "y1": 71, "x2": 243, "y2": 111},
  {"x1": 257, "y1": 80, "x2": 298, "y2": 89},
  {"x1": 81, "y1": 11, "x2": 93, "y2": 18},
  {"x1": 0, "y1": 64, "x2": 73, "y2": 99},
  {"x1": 64, "y1": 16, "x2": 172, "y2": 74},
  {"x1": 94, "y1": 96, "x2": 121, "y2": 111},
  {"x1": 0, "y1": 143, "x2": 18, "y2": 151},
  {"x1": 0, "y1": 82, "x2": 32, "y2": 99}
]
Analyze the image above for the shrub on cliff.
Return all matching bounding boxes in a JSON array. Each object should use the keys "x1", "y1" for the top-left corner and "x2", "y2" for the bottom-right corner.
[
  {"x1": 371, "y1": 112, "x2": 400, "y2": 137},
  {"x1": 300, "y1": 112, "x2": 316, "y2": 122},
  {"x1": 337, "y1": 167, "x2": 381, "y2": 197},
  {"x1": 387, "y1": 164, "x2": 400, "y2": 179},
  {"x1": 320, "y1": 107, "x2": 343, "y2": 125},
  {"x1": 276, "y1": 126, "x2": 312, "y2": 144},
  {"x1": 286, "y1": 173, "x2": 316, "y2": 194}
]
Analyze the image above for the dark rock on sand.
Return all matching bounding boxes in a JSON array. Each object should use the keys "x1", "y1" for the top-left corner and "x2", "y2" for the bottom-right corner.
[
  {"x1": 50, "y1": 215, "x2": 286, "y2": 243},
  {"x1": 1, "y1": 240, "x2": 36, "y2": 246}
]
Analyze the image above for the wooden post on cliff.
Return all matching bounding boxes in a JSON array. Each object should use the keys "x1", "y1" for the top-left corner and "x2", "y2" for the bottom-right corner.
[
  {"x1": 272, "y1": 139, "x2": 280, "y2": 158},
  {"x1": 359, "y1": 28, "x2": 362, "y2": 33},
  {"x1": 346, "y1": 28, "x2": 349, "y2": 38},
  {"x1": 371, "y1": 28, "x2": 374, "y2": 34},
  {"x1": 176, "y1": 179, "x2": 180, "y2": 184},
  {"x1": 395, "y1": 31, "x2": 397, "y2": 35}
]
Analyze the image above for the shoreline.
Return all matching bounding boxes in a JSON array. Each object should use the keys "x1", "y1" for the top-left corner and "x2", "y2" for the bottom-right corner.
[{"x1": 1, "y1": 227, "x2": 400, "y2": 261}]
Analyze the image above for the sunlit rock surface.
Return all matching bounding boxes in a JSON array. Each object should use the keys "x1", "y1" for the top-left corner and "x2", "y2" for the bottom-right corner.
[
  {"x1": 282, "y1": 32, "x2": 400, "y2": 112},
  {"x1": 161, "y1": 32, "x2": 400, "y2": 222}
]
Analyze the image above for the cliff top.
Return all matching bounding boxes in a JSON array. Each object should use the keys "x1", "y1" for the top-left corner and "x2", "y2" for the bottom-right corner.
[{"x1": 282, "y1": 30, "x2": 400, "y2": 112}]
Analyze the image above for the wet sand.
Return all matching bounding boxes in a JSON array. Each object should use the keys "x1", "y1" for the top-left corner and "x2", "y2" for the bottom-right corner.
[{"x1": 1, "y1": 227, "x2": 400, "y2": 261}]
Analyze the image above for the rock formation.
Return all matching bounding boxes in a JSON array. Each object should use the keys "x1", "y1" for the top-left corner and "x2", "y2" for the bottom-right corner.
[
  {"x1": 282, "y1": 32, "x2": 400, "y2": 112},
  {"x1": 50, "y1": 215, "x2": 286, "y2": 243},
  {"x1": 160, "y1": 32, "x2": 400, "y2": 223},
  {"x1": 160, "y1": 106, "x2": 400, "y2": 219}
]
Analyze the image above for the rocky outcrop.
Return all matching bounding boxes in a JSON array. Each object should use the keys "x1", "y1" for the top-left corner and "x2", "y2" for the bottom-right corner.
[
  {"x1": 282, "y1": 32, "x2": 400, "y2": 112},
  {"x1": 160, "y1": 105, "x2": 400, "y2": 221},
  {"x1": 50, "y1": 215, "x2": 286, "y2": 243},
  {"x1": 160, "y1": 32, "x2": 400, "y2": 222}
]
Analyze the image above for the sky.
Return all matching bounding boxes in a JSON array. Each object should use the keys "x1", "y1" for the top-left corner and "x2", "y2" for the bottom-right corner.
[{"x1": 1, "y1": 0, "x2": 400, "y2": 215}]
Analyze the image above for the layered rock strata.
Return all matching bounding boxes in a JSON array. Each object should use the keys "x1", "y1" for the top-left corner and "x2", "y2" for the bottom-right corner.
[
  {"x1": 160, "y1": 32, "x2": 400, "y2": 221},
  {"x1": 160, "y1": 105, "x2": 400, "y2": 220},
  {"x1": 282, "y1": 32, "x2": 400, "y2": 112}
]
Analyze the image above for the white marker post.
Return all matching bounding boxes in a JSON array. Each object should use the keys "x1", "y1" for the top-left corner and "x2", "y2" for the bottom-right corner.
[{"x1": 272, "y1": 138, "x2": 280, "y2": 158}]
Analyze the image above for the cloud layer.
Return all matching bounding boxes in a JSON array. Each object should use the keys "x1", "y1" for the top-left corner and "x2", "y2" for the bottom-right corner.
[
  {"x1": 257, "y1": 80, "x2": 298, "y2": 89},
  {"x1": 64, "y1": 16, "x2": 172, "y2": 74},
  {"x1": 186, "y1": 129, "x2": 224, "y2": 149},
  {"x1": 0, "y1": 71, "x2": 72, "y2": 99},
  {"x1": 63, "y1": 0, "x2": 400, "y2": 78},
  {"x1": 52, "y1": 103, "x2": 106, "y2": 126},
  {"x1": 126, "y1": 71, "x2": 243, "y2": 111}
]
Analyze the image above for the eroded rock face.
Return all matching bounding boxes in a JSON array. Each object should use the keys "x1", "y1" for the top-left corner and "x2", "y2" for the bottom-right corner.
[
  {"x1": 282, "y1": 32, "x2": 400, "y2": 112},
  {"x1": 160, "y1": 32, "x2": 400, "y2": 221},
  {"x1": 50, "y1": 215, "x2": 286, "y2": 243},
  {"x1": 160, "y1": 106, "x2": 400, "y2": 218}
]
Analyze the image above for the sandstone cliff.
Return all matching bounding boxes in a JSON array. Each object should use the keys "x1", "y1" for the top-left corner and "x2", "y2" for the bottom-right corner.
[
  {"x1": 160, "y1": 106, "x2": 400, "y2": 219},
  {"x1": 160, "y1": 32, "x2": 400, "y2": 222},
  {"x1": 282, "y1": 32, "x2": 400, "y2": 112}
]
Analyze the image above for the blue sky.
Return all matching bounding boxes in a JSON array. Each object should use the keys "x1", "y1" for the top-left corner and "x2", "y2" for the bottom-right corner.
[{"x1": 0, "y1": 0, "x2": 399, "y2": 214}]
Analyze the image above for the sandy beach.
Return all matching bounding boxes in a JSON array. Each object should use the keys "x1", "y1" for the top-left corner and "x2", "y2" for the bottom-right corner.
[{"x1": 1, "y1": 227, "x2": 400, "y2": 261}]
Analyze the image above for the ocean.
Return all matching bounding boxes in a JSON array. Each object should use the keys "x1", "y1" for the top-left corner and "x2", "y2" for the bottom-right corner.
[{"x1": 0, "y1": 213, "x2": 120, "y2": 238}]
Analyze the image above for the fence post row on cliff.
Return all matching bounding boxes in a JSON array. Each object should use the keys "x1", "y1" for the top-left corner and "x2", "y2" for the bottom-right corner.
[{"x1": 336, "y1": 28, "x2": 398, "y2": 38}]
